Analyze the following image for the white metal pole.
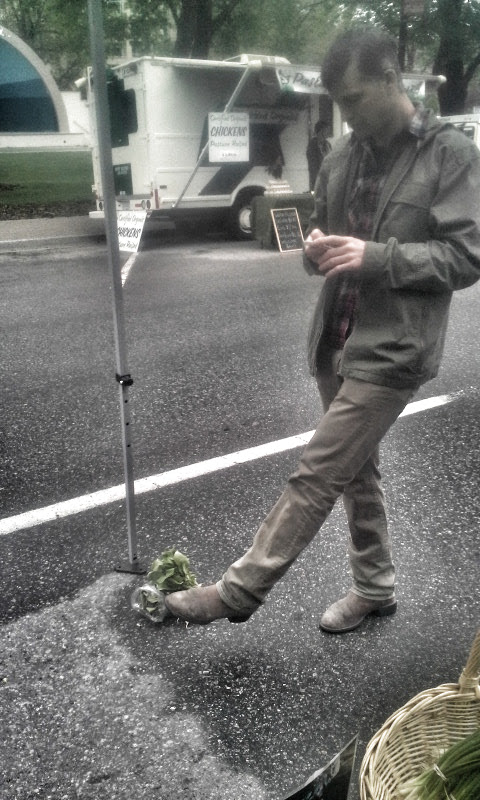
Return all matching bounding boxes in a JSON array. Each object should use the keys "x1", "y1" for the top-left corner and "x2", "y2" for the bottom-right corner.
[{"x1": 87, "y1": 0, "x2": 144, "y2": 573}]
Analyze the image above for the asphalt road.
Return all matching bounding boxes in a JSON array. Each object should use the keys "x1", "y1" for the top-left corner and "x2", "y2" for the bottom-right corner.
[{"x1": 1, "y1": 220, "x2": 479, "y2": 799}]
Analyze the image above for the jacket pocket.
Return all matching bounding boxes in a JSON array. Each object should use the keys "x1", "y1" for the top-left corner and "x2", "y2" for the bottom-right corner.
[
  {"x1": 379, "y1": 182, "x2": 432, "y2": 242},
  {"x1": 390, "y1": 181, "x2": 432, "y2": 209}
]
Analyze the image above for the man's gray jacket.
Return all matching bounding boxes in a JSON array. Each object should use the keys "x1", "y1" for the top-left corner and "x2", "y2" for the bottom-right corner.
[{"x1": 305, "y1": 111, "x2": 480, "y2": 389}]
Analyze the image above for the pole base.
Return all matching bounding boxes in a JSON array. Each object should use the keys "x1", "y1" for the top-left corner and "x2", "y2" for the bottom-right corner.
[{"x1": 115, "y1": 558, "x2": 147, "y2": 575}]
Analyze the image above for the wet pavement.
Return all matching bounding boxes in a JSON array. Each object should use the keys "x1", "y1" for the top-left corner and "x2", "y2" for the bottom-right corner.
[{"x1": 0, "y1": 216, "x2": 479, "y2": 800}]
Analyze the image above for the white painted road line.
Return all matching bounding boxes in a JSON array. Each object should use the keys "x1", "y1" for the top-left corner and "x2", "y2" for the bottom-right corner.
[
  {"x1": 121, "y1": 252, "x2": 137, "y2": 286},
  {"x1": 398, "y1": 394, "x2": 453, "y2": 417},
  {"x1": 0, "y1": 394, "x2": 454, "y2": 536},
  {"x1": 0, "y1": 234, "x2": 100, "y2": 246}
]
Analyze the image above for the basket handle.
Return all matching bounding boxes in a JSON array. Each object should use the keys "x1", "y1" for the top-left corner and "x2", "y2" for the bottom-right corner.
[{"x1": 458, "y1": 629, "x2": 480, "y2": 695}]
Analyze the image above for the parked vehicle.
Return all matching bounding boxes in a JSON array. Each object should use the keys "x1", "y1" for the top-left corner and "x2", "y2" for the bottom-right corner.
[
  {"x1": 87, "y1": 54, "x2": 335, "y2": 238},
  {"x1": 440, "y1": 114, "x2": 480, "y2": 147}
]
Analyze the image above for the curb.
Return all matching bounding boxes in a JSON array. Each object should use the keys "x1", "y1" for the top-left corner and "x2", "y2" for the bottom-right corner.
[{"x1": 0, "y1": 216, "x2": 106, "y2": 250}]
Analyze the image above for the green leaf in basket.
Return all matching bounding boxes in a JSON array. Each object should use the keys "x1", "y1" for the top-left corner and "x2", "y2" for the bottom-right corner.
[{"x1": 399, "y1": 729, "x2": 480, "y2": 800}]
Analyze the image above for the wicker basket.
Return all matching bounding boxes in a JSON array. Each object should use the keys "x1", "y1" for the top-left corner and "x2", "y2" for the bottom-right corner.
[{"x1": 359, "y1": 629, "x2": 480, "y2": 800}]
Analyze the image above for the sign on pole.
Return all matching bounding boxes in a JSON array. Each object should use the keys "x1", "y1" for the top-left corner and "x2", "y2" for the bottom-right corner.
[{"x1": 117, "y1": 210, "x2": 147, "y2": 253}]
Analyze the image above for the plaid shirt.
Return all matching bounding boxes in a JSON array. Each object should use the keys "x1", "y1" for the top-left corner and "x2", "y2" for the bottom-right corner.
[{"x1": 324, "y1": 105, "x2": 429, "y2": 350}]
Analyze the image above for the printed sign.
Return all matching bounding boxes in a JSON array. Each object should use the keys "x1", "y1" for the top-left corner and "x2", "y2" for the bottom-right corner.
[
  {"x1": 271, "y1": 207, "x2": 304, "y2": 252},
  {"x1": 403, "y1": 78, "x2": 425, "y2": 97},
  {"x1": 243, "y1": 107, "x2": 299, "y2": 125},
  {"x1": 208, "y1": 111, "x2": 249, "y2": 162},
  {"x1": 281, "y1": 736, "x2": 358, "y2": 800},
  {"x1": 276, "y1": 67, "x2": 324, "y2": 94},
  {"x1": 117, "y1": 209, "x2": 147, "y2": 253}
]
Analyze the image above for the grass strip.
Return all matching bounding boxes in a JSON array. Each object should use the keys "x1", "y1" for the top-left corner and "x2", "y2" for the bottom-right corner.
[{"x1": 0, "y1": 151, "x2": 94, "y2": 216}]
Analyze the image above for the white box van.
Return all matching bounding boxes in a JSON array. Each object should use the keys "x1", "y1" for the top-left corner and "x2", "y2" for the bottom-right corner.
[
  {"x1": 440, "y1": 114, "x2": 480, "y2": 148},
  {"x1": 87, "y1": 54, "x2": 334, "y2": 237}
]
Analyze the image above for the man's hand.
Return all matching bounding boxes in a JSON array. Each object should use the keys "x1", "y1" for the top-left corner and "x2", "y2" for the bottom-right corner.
[
  {"x1": 304, "y1": 228, "x2": 329, "y2": 262},
  {"x1": 304, "y1": 230, "x2": 366, "y2": 278}
]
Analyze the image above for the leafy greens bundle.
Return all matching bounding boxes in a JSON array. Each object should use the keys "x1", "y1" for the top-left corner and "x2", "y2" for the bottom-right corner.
[
  {"x1": 133, "y1": 547, "x2": 198, "y2": 622},
  {"x1": 400, "y1": 728, "x2": 480, "y2": 800}
]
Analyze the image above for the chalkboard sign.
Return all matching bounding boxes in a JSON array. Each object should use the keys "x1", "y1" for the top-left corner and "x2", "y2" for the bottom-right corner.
[{"x1": 270, "y1": 207, "x2": 304, "y2": 252}]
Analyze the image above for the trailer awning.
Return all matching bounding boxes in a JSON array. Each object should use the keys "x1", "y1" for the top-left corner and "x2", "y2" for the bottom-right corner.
[{"x1": 275, "y1": 65, "x2": 325, "y2": 95}]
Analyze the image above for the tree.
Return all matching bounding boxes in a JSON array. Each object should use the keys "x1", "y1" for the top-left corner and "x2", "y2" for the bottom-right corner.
[
  {"x1": 129, "y1": 0, "x2": 340, "y2": 63},
  {"x1": 166, "y1": 0, "x2": 244, "y2": 58},
  {"x1": 430, "y1": 0, "x2": 480, "y2": 114},
  {"x1": 0, "y1": 0, "x2": 50, "y2": 53},
  {"x1": 127, "y1": 0, "x2": 173, "y2": 56},
  {"x1": 0, "y1": 0, "x2": 128, "y2": 89},
  {"x1": 325, "y1": 0, "x2": 480, "y2": 114},
  {"x1": 3, "y1": 0, "x2": 480, "y2": 113},
  {"x1": 211, "y1": 0, "x2": 340, "y2": 64}
]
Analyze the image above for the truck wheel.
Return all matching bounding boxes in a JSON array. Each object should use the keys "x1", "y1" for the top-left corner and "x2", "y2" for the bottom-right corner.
[{"x1": 230, "y1": 189, "x2": 264, "y2": 240}]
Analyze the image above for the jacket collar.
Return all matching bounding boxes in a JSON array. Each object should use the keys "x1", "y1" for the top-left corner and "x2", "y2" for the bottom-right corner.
[{"x1": 349, "y1": 103, "x2": 431, "y2": 155}]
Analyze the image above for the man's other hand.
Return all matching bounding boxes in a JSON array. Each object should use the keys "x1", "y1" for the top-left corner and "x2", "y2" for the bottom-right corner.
[{"x1": 310, "y1": 234, "x2": 366, "y2": 278}]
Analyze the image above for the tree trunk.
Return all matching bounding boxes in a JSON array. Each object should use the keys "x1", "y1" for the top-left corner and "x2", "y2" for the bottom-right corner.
[
  {"x1": 173, "y1": 0, "x2": 214, "y2": 58},
  {"x1": 398, "y1": 9, "x2": 407, "y2": 71},
  {"x1": 436, "y1": 64, "x2": 468, "y2": 115},
  {"x1": 173, "y1": 2, "x2": 196, "y2": 56},
  {"x1": 191, "y1": 0, "x2": 213, "y2": 58},
  {"x1": 433, "y1": 0, "x2": 467, "y2": 114}
]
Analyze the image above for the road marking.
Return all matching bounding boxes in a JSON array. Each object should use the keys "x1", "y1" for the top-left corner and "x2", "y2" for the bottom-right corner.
[
  {"x1": 0, "y1": 394, "x2": 454, "y2": 536},
  {"x1": 121, "y1": 252, "x2": 137, "y2": 285},
  {"x1": 0, "y1": 234, "x2": 101, "y2": 246}
]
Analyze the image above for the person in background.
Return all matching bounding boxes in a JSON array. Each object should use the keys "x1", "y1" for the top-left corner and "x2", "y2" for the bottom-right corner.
[
  {"x1": 165, "y1": 27, "x2": 480, "y2": 633},
  {"x1": 306, "y1": 119, "x2": 331, "y2": 191}
]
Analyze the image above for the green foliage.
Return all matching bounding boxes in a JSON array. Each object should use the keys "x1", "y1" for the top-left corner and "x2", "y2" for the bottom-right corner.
[
  {"x1": 132, "y1": 547, "x2": 198, "y2": 622},
  {"x1": 0, "y1": 151, "x2": 93, "y2": 208},
  {"x1": 399, "y1": 729, "x2": 480, "y2": 800},
  {"x1": 211, "y1": 0, "x2": 344, "y2": 65},
  {"x1": 327, "y1": 0, "x2": 480, "y2": 112},
  {"x1": 2, "y1": 0, "x2": 480, "y2": 111},
  {"x1": 147, "y1": 547, "x2": 198, "y2": 593},
  {"x1": 0, "y1": 0, "x2": 128, "y2": 89},
  {"x1": 127, "y1": 0, "x2": 173, "y2": 57}
]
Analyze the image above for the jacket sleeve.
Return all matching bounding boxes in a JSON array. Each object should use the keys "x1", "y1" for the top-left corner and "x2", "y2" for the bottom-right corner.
[
  {"x1": 302, "y1": 157, "x2": 331, "y2": 276},
  {"x1": 362, "y1": 134, "x2": 480, "y2": 293}
]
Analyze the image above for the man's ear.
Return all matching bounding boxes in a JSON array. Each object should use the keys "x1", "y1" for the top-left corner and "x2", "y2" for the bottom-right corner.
[{"x1": 384, "y1": 68, "x2": 399, "y2": 89}]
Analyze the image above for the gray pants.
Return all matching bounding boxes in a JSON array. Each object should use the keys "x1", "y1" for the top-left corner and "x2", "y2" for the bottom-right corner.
[{"x1": 217, "y1": 351, "x2": 415, "y2": 613}]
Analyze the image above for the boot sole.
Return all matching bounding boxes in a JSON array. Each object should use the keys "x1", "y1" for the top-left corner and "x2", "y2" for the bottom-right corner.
[{"x1": 166, "y1": 612, "x2": 251, "y2": 625}]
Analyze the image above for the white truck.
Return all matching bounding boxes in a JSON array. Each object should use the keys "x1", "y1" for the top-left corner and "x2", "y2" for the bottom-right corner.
[
  {"x1": 440, "y1": 114, "x2": 480, "y2": 147},
  {"x1": 87, "y1": 54, "x2": 337, "y2": 238}
]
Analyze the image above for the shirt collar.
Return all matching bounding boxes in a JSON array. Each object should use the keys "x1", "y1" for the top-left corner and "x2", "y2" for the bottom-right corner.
[
  {"x1": 408, "y1": 103, "x2": 429, "y2": 140},
  {"x1": 350, "y1": 102, "x2": 430, "y2": 151}
]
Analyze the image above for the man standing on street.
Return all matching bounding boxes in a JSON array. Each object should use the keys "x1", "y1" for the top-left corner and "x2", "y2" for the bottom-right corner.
[{"x1": 165, "y1": 27, "x2": 480, "y2": 633}]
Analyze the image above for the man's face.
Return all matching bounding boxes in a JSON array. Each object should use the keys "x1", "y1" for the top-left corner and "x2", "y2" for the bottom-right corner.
[{"x1": 331, "y1": 59, "x2": 393, "y2": 142}]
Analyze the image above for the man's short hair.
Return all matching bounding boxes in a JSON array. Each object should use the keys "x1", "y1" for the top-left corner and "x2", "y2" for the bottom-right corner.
[{"x1": 322, "y1": 28, "x2": 403, "y2": 94}]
